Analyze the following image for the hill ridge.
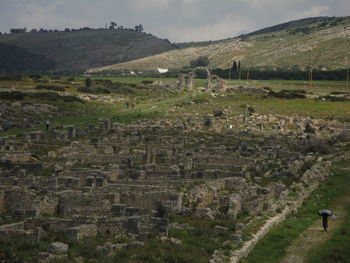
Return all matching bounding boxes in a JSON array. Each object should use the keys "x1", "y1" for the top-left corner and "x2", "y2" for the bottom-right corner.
[{"x1": 89, "y1": 16, "x2": 350, "y2": 72}]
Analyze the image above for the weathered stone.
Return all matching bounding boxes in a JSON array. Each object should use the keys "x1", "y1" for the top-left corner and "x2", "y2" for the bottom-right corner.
[
  {"x1": 126, "y1": 217, "x2": 140, "y2": 235},
  {"x1": 49, "y1": 242, "x2": 68, "y2": 255}
]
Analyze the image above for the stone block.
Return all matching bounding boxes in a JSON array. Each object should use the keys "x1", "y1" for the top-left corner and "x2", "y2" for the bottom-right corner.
[
  {"x1": 111, "y1": 204, "x2": 126, "y2": 216},
  {"x1": 49, "y1": 242, "x2": 68, "y2": 255},
  {"x1": 125, "y1": 207, "x2": 142, "y2": 216},
  {"x1": 126, "y1": 217, "x2": 140, "y2": 235}
]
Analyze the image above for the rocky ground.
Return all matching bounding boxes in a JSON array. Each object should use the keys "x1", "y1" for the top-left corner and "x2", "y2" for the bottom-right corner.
[{"x1": 0, "y1": 76, "x2": 349, "y2": 262}]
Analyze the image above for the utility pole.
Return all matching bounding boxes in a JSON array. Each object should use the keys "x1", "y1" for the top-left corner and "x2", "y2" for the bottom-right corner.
[{"x1": 247, "y1": 68, "x2": 250, "y2": 80}]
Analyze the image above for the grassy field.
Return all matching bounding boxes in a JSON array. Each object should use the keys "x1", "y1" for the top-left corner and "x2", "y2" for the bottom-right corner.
[
  {"x1": 1, "y1": 77, "x2": 350, "y2": 137},
  {"x1": 242, "y1": 160, "x2": 350, "y2": 263},
  {"x1": 306, "y1": 205, "x2": 350, "y2": 263}
]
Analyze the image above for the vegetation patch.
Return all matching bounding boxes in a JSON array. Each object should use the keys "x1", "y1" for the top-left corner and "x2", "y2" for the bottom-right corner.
[
  {"x1": 36, "y1": 85, "x2": 66, "y2": 92},
  {"x1": 242, "y1": 160, "x2": 350, "y2": 263},
  {"x1": 306, "y1": 206, "x2": 350, "y2": 263},
  {"x1": 267, "y1": 89, "x2": 306, "y2": 99}
]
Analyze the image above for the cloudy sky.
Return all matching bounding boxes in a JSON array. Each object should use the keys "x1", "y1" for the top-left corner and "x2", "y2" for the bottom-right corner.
[{"x1": 0, "y1": 0, "x2": 349, "y2": 42}]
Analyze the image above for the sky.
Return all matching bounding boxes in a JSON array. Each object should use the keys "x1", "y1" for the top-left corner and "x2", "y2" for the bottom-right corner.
[{"x1": 0, "y1": 0, "x2": 349, "y2": 42}]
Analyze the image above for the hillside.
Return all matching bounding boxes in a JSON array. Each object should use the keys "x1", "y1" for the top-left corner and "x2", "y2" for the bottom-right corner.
[
  {"x1": 0, "y1": 43, "x2": 56, "y2": 73},
  {"x1": 0, "y1": 29, "x2": 175, "y2": 72},
  {"x1": 89, "y1": 16, "x2": 350, "y2": 72}
]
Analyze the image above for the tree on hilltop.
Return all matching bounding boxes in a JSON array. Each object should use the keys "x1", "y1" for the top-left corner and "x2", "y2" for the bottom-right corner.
[
  {"x1": 10, "y1": 28, "x2": 27, "y2": 34},
  {"x1": 134, "y1": 24, "x2": 144, "y2": 32},
  {"x1": 109, "y1": 21, "x2": 117, "y2": 29}
]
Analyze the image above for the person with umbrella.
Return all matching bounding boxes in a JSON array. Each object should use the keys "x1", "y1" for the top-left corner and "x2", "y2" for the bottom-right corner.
[{"x1": 318, "y1": 210, "x2": 336, "y2": 232}]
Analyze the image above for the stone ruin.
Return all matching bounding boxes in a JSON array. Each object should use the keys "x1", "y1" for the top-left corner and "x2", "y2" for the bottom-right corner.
[
  {"x1": 0, "y1": 109, "x2": 348, "y2": 261},
  {"x1": 177, "y1": 67, "x2": 226, "y2": 92}
]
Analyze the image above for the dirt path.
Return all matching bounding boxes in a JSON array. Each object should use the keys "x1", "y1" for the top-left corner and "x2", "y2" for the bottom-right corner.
[{"x1": 280, "y1": 168, "x2": 350, "y2": 263}]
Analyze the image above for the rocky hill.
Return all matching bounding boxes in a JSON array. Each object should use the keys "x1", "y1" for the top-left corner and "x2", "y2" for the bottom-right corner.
[
  {"x1": 89, "y1": 16, "x2": 350, "y2": 72},
  {"x1": 0, "y1": 29, "x2": 175, "y2": 72}
]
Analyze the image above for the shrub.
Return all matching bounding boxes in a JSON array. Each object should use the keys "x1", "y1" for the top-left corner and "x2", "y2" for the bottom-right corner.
[
  {"x1": 36, "y1": 85, "x2": 65, "y2": 92},
  {"x1": 304, "y1": 123, "x2": 315, "y2": 133},
  {"x1": 203, "y1": 116, "x2": 212, "y2": 126},
  {"x1": 213, "y1": 109, "x2": 224, "y2": 117},
  {"x1": 302, "y1": 137, "x2": 330, "y2": 154},
  {"x1": 0, "y1": 74, "x2": 23, "y2": 81},
  {"x1": 95, "y1": 87, "x2": 111, "y2": 94},
  {"x1": 268, "y1": 89, "x2": 306, "y2": 99},
  {"x1": 190, "y1": 56, "x2": 210, "y2": 68},
  {"x1": 142, "y1": 80, "x2": 154, "y2": 85},
  {"x1": 0, "y1": 91, "x2": 24, "y2": 100},
  {"x1": 321, "y1": 95, "x2": 349, "y2": 102},
  {"x1": 85, "y1": 78, "x2": 93, "y2": 88},
  {"x1": 77, "y1": 86, "x2": 95, "y2": 94}
]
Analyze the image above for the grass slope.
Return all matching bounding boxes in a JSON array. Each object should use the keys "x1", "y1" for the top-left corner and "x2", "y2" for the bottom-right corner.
[
  {"x1": 90, "y1": 16, "x2": 350, "y2": 72},
  {"x1": 0, "y1": 29, "x2": 175, "y2": 72}
]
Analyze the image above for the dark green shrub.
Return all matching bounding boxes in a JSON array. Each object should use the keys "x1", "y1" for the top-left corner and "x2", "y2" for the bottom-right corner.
[
  {"x1": 36, "y1": 85, "x2": 65, "y2": 92},
  {"x1": 213, "y1": 109, "x2": 224, "y2": 117},
  {"x1": 142, "y1": 80, "x2": 154, "y2": 85},
  {"x1": 268, "y1": 89, "x2": 306, "y2": 99},
  {"x1": 77, "y1": 86, "x2": 95, "y2": 93},
  {"x1": 0, "y1": 74, "x2": 23, "y2": 81},
  {"x1": 0, "y1": 91, "x2": 25, "y2": 100}
]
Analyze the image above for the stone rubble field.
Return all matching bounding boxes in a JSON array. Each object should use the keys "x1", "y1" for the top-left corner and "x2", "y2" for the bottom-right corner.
[{"x1": 0, "y1": 77, "x2": 349, "y2": 262}]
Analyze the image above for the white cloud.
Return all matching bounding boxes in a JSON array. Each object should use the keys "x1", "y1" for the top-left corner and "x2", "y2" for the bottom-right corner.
[
  {"x1": 0, "y1": 0, "x2": 347, "y2": 41},
  {"x1": 162, "y1": 15, "x2": 255, "y2": 42},
  {"x1": 284, "y1": 5, "x2": 330, "y2": 21},
  {"x1": 128, "y1": 0, "x2": 172, "y2": 13}
]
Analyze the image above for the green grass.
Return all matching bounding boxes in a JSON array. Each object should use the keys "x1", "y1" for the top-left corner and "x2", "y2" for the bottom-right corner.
[
  {"x1": 306, "y1": 206, "x2": 350, "y2": 263},
  {"x1": 242, "y1": 160, "x2": 350, "y2": 263},
  {"x1": 1, "y1": 79, "x2": 349, "y2": 138},
  {"x1": 100, "y1": 216, "x2": 235, "y2": 263}
]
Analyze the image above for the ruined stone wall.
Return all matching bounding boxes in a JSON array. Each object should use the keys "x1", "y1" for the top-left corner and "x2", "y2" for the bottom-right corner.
[
  {"x1": 119, "y1": 191, "x2": 179, "y2": 210},
  {"x1": 4, "y1": 189, "x2": 38, "y2": 212},
  {"x1": 225, "y1": 160, "x2": 332, "y2": 263},
  {"x1": 0, "y1": 190, "x2": 4, "y2": 212},
  {"x1": 97, "y1": 218, "x2": 126, "y2": 236},
  {"x1": 67, "y1": 224, "x2": 97, "y2": 241}
]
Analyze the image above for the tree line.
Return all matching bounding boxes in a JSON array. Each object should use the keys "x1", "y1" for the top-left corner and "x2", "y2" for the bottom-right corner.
[{"x1": 1, "y1": 21, "x2": 144, "y2": 35}]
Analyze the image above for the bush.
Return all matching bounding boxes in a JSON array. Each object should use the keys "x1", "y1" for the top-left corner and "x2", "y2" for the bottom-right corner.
[
  {"x1": 203, "y1": 116, "x2": 212, "y2": 126},
  {"x1": 190, "y1": 56, "x2": 210, "y2": 68},
  {"x1": 0, "y1": 74, "x2": 23, "y2": 81},
  {"x1": 304, "y1": 123, "x2": 315, "y2": 133},
  {"x1": 213, "y1": 109, "x2": 224, "y2": 117},
  {"x1": 302, "y1": 137, "x2": 330, "y2": 154},
  {"x1": 0, "y1": 91, "x2": 25, "y2": 100},
  {"x1": 36, "y1": 85, "x2": 65, "y2": 92},
  {"x1": 268, "y1": 89, "x2": 306, "y2": 99},
  {"x1": 330, "y1": 91, "x2": 349, "y2": 95},
  {"x1": 142, "y1": 80, "x2": 154, "y2": 85},
  {"x1": 85, "y1": 78, "x2": 93, "y2": 88},
  {"x1": 95, "y1": 87, "x2": 111, "y2": 94},
  {"x1": 320, "y1": 95, "x2": 349, "y2": 102},
  {"x1": 77, "y1": 86, "x2": 95, "y2": 94},
  {"x1": 29, "y1": 74, "x2": 42, "y2": 80}
]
